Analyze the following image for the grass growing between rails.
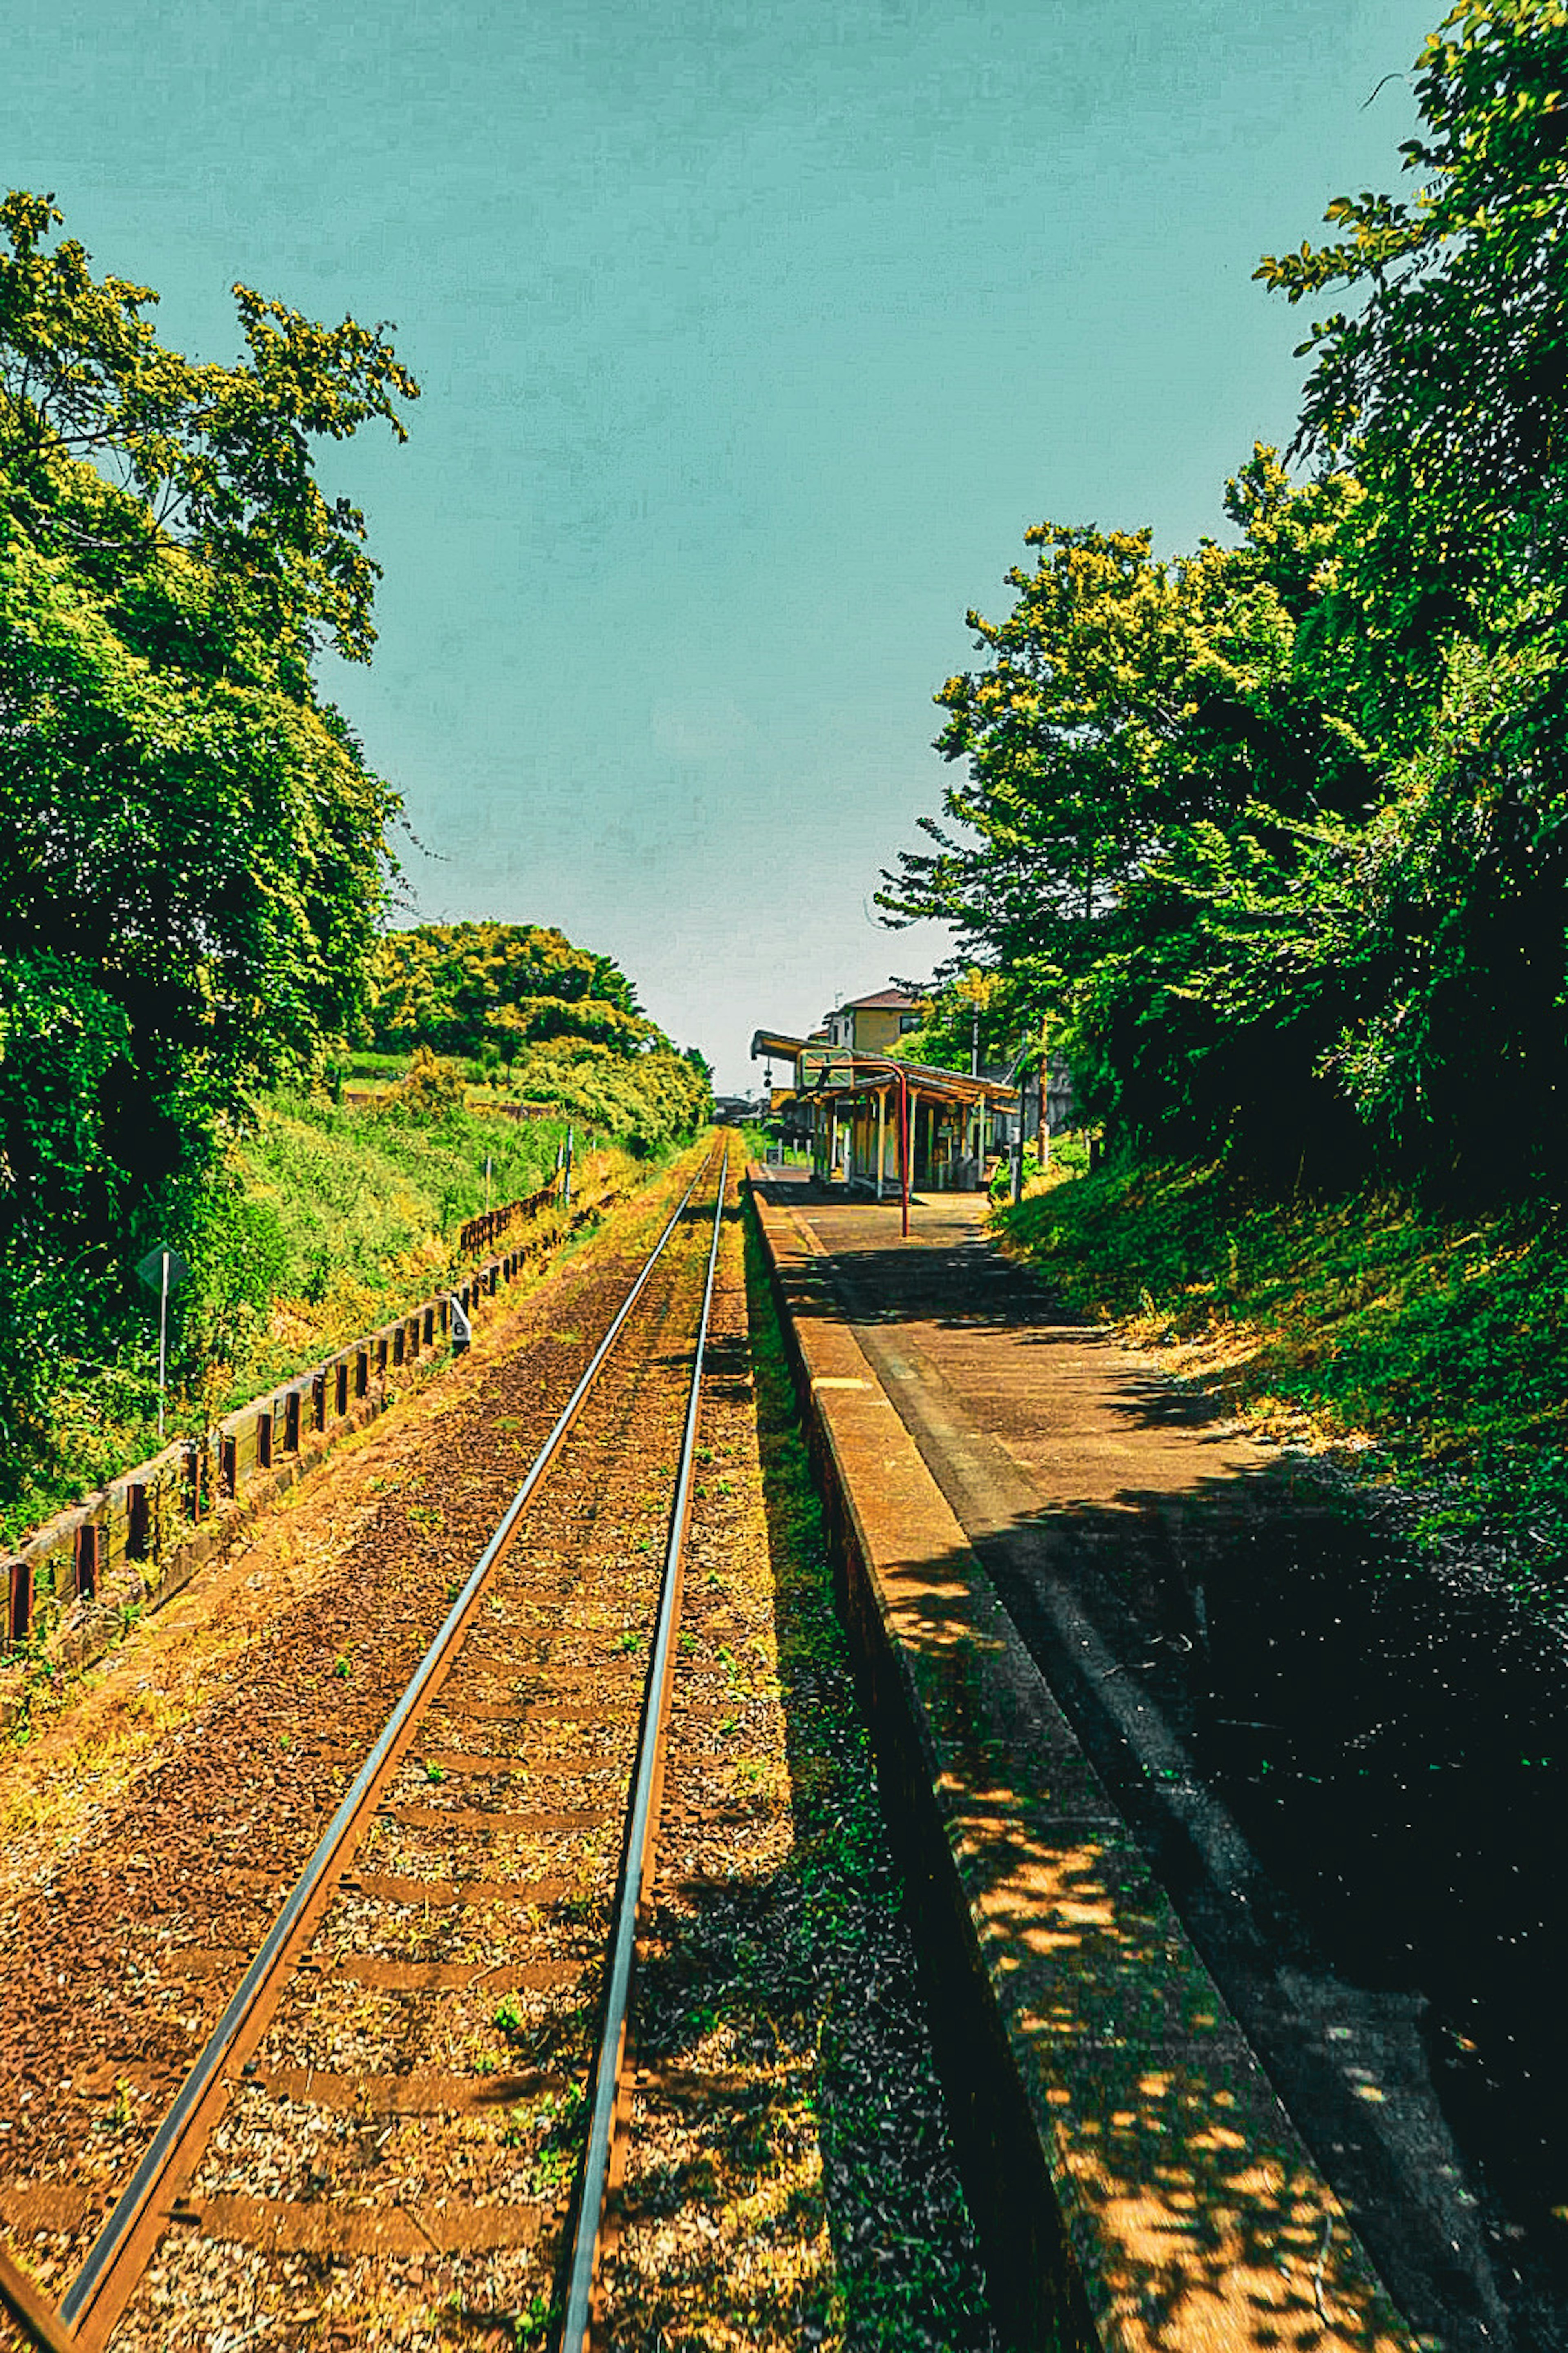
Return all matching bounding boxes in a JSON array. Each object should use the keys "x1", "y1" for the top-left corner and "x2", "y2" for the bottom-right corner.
[
  {"x1": 994, "y1": 1156, "x2": 1568, "y2": 1591},
  {"x1": 0, "y1": 1090, "x2": 674, "y2": 1550}
]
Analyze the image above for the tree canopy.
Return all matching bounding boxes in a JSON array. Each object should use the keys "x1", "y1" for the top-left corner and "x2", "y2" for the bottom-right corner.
[
  {"x1": 368, "y1": 922, "x2": 655, "y2": 1061},
  {"x1": 0, "y1": 190, "x2": 417, "y2": 663},
  {"x1": 365, "y1": 922, "x2": 710, "y2": 1154},
  {"x1": 0, "y1": 193, "x2": 415, "y2": 1477},
  {"x1": 1259, "y1": 0, "x2": 1568, "y2": 658},
  {"x1": 885, "y1": 2, "x2": 1568, "y2": 1196}
]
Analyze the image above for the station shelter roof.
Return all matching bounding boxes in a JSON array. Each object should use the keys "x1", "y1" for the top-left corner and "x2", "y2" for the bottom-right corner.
[
  {"x1": 811, "y1": 1056, "x2": 1017, "y2": 1111},
  {"x1": 750, "y1": 1028, "x2": 808, "y2": 1062},
  {"x1": 749, "y1": 1027, "x2": 1016, "y2": 1112}
]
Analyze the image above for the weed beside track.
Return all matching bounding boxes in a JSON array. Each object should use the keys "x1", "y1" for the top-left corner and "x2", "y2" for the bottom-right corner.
[
  {"x1": 995, "y1": 1156, "x2": 1568, "y2": 1593},
  {"x1": 597, "y1": 1197, "x2": 997, "y2": 2353}
]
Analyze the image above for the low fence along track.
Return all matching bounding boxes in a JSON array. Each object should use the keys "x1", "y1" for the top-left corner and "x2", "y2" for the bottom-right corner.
[{"x1": 0, "y1": 1144, "x2": 731, "y2": 2351}]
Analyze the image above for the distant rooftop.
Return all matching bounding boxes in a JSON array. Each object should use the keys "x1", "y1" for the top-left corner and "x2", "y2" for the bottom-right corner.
[{"x1": 829, "y1": 987, "x2": 924, "y2": 1014}]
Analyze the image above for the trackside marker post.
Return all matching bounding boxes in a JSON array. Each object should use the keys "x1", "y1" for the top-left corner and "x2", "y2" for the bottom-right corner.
[{"x1": 135, "y1": 1243, "x2": 190, "y2": 1439}]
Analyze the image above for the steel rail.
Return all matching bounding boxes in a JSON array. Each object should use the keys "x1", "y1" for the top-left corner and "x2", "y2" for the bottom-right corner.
[
  {"x1": 560, "y1": 1141, "x2": 729, "y2": 2352},
  {"x1": 43, "y1": 1145, "x2": 722, "y2": 2353},
  {"x1": 0, "y1": 2246, "x2": 75, "y2": 2353}
]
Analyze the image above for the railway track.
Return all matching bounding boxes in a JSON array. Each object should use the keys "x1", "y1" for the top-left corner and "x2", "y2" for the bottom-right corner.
[{"x1": 0, "y1": 1142, "x2": 732, "y2": 2351}]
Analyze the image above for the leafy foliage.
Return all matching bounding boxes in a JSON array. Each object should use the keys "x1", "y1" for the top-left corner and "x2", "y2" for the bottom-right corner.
[
  {"x1": 502, "y1": 1038, "x2": 711, "y2": 1155},
  {"x1": 0, "y1": 193, "x2": 414, "y2": 1509},
  {"x1": 366, "y1": 922, "x2": 712, "y2": 1153},
  {"x1": 368, "y1": 920, "x2": 651, "y2": 1060},
  {"x1": 1258, "y1": 1, "x2": 1568, "y2": 665},
  {"x1": 887, "y1": 966, "x2": 1018, "y2": 1076},
  {"x1": 0, "y1": 1085, "x2": 604, "y2": 1546},
  {"x1": 0, "y1": 190, "x2": 417, "y2": 662},
  {"x1": 880, "y1": 455, "x2": 1381, "y2": 1175},
  {"x1": 382, "y1": 1045, "x2": 468, "y2": 1119},
  {"x1": 886, "y1": 6, "x2": 1568, "y2": 1199}
]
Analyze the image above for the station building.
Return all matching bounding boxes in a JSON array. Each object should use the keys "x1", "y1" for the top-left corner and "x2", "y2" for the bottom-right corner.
[{"x1": 751, "y1": 988, "x2": 1019, "y2": 1196}]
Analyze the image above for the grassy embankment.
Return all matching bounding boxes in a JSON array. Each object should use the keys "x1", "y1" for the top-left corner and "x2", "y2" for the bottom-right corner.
[
  {"x1": 4, "y1": 1085, "x2": 672, "y2": 1551},
  {"x1": 994, "y1": 1155, "x2": 1568, "y2": 1594},
  {"x1": 344, "y1": 1041, "x2": 705, "y2": 1142}
]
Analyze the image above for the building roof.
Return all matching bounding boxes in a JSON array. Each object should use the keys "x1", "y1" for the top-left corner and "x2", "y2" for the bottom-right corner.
[
  {"x1": 825, "y1": 1055, "x2": 1017, "y2": 1108},
  {"x1": 826, "y1": 986, "x2": 925, "y2": 1015},
  {"x1": 750, "y1": 1025, "x2": 1016, "y2": 1109}
]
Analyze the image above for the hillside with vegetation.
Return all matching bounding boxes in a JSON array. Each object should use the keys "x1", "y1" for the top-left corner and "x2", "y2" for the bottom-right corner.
[
  {"x1": 0, "y1": 199, "x2": 708, "y2": 1545},
  {"x1": 884, "y1": 0, "x2": 1568, "y2": 1604},
  {"x1": 364, "y1": 920, "x2": 710, "y2": 1149}
]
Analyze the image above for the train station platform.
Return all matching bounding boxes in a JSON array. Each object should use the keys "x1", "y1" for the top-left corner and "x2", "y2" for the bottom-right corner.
[{"x1": 746, "y1": 1168, "x2": 1514, "y2": 2353}]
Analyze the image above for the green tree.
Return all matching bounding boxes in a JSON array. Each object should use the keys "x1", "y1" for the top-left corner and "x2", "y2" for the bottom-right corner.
[
  {"x1": 1254, "y1": 2, "x2": 1568, "y2": 1188},
  {"x1": 368, "y1": 922, "x2": 654, "y2": 1060},
  {"x1": 1258, "y1": 1, "x2": 1568, "y2": 673},
  {"x1": 1316, "y1": 639, "x2": 1568, "y2": 1188},
  {"x1": 0, "y1": 193, "x2": 416, "y2": 1490},
  {"x1": 0, "y1": 189, "x2": 417, "y2": 661},
  {"x1": 882, "y1": 3, "x2": 1568, "y2": 1196},
  {"x1": 879, "y1": 459, "x2": 1379, "y2": 1168},
  {"x1": 880, "y1": 463, "x2": 1368, "y2": 975},
  {"x1": 366, "y1": 921, "x2": 712, "y2": 1154}
]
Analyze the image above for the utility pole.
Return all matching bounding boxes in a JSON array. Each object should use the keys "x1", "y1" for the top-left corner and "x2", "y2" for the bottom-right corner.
[{"x1": 1038, "y1": 1013, "x2": 1051, "y2": 1171}]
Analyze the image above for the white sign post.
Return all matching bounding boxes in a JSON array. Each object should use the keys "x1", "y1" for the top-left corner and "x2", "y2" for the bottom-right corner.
[{"x1": 135, "y1": 1243, "x2": 191, "y2": 1439}]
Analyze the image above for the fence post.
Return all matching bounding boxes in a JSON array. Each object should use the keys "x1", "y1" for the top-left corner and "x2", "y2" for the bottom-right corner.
[{"x1": 8, "y1": 1559, "x2": 31, "y2": 1647}]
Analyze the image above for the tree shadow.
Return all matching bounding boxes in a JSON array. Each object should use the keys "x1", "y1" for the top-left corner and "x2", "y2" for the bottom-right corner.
[{"x1": 750, "y1": 1176, "x2": 1568, "y2": 2351}]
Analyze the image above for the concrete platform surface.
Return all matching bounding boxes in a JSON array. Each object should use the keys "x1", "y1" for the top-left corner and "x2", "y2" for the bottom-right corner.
[{"x1": 747, "y1": 1169, "x2": 1526, "y2": 2353}]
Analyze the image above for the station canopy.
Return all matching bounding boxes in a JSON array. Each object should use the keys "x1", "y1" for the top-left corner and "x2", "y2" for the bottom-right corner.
[
  {"x1": 750, "y1": 1028, "x2": 808, "y2": 1063},
  {"x1": 748, "y1": 1029, "x2": 1017, "y2": 1112}
]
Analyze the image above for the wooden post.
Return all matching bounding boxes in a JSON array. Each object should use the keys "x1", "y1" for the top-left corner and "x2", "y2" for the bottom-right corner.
[{"x1": 876, "y1": 1087, "x2": 887, "y2": 1201}]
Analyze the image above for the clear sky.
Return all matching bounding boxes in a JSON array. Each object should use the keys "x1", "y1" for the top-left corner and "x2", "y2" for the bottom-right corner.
[{"x1": 5, "y1": 0, "x2": 1434, "y2": 1089}]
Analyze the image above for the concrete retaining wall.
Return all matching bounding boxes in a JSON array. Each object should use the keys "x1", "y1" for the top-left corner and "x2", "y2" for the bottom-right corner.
[{"x1": 747, "y1": 1172, "x2": 1416, "y2": 2353}]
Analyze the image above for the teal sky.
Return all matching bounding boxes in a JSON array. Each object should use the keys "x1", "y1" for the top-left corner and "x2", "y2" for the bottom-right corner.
[{"x1": 6, "y1": 0, "x2": 1434, "y2": 1088}]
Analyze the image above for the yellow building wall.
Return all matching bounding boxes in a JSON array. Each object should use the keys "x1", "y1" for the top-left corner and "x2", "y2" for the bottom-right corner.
[{"x1": 851, "y1": 1006, "x2": 913, "y2": 1054}]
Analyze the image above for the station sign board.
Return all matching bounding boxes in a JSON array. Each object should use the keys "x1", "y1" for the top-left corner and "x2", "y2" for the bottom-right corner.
[{"x1": 797, "y1": 1046, "x2": 857, "y2": 1089}]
